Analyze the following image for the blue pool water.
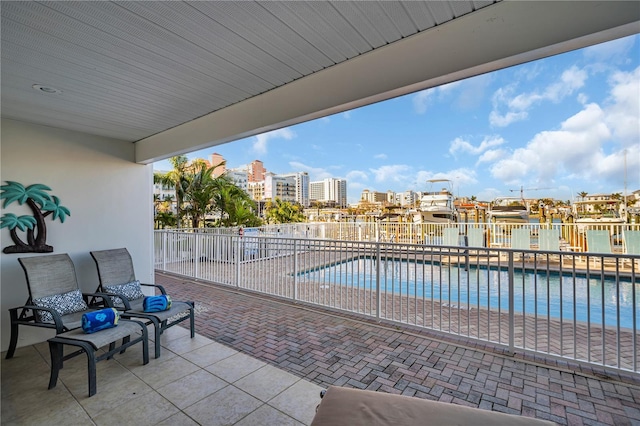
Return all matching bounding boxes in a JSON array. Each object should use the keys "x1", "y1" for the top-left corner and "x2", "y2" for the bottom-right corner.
[{"x1": 301, "y1": 257, "x2": 638, "y2": 329}]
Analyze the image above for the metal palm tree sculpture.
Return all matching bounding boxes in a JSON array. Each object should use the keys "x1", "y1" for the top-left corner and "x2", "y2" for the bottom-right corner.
[{"x1": 0, "y1": 181, "x2": 70, "y2": 253}]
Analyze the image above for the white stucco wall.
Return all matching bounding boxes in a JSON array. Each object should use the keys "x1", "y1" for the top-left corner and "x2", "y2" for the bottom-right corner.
[{"x1": 0, "y1": 119, "x2": 154, "y2": 352}]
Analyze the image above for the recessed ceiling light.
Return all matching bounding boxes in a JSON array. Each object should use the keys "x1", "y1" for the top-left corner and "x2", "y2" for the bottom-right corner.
[{"x1": 32, "y1": 84, "x2": 62, "y2": 95}]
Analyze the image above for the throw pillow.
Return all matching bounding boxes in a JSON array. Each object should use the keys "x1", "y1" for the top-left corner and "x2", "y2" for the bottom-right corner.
[
  {"x1": 104, "y1": 280, "x2": 144, "y2": 307},
  {"x1": 33, "y1": 289, "x2": 88, "y2": 322}
]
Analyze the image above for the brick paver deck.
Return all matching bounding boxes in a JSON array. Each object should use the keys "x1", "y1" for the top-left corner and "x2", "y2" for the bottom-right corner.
[{"x1": 157, "y1": 272, "x2": 640, "y2": 426}]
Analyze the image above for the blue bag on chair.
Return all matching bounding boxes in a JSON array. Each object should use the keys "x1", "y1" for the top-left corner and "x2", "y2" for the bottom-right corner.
[
  {"x1": 143, "y1": 295, "x2": 172, "y2": 313},
  {"x1": 82, "y1": 308, "x2": 119, "y2": 334}
]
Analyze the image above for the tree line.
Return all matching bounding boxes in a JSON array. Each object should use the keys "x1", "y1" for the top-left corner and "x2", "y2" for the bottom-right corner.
[{"x1": 153, "y1": 156, "x2": 305, "y2": 229}]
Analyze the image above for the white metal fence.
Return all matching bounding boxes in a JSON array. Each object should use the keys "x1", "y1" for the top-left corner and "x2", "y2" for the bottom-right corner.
[
  {"x1": 154, "y1": 229, "x2": 639, "y2": 374},
  {"x1": 175, "y1": 221, "x2": 640, "y2": 253}
]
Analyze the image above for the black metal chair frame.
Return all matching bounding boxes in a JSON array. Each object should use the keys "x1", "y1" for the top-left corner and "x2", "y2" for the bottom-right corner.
[
  {"x1": 90, "y1": 248, "x2": 195, "y2": 359},
  {"x1": 48, "y1": 319, "x2": 149, "y2": 397},
  {"x1": 6, "y1": 255, "x2": 112, "y2": 360}
]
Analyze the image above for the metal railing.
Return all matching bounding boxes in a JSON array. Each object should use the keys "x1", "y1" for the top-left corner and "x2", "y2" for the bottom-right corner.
[
  {"x1": 175, "y1": 221, "x2": 640, "y2": 252},
  {"x1": 154, "y1": 229, "x2": 639, "y2": 375}
]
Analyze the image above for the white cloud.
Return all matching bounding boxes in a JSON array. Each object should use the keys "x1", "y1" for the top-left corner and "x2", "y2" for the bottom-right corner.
[
  {"x1": 412, "y1": 81, "x2": 461, "y2": 114},
  {"x1": 252, "y1": 127, "x2": 295, "y2": 154},
  {"x1": 449, "y1": 135, "x2": 505, "y2": 157},
  {"x1": 288, "y1": 161, "x2": 332, "y2": 181},
  {"x1": 412, "y1": 89, "x2": 433, "y2": 114},
  {"x1": 490, "y1": 66, "x2": 588, "y2": 127},
  {"x1": 374, "y1": 153, "x2": 388, "y2": 160},
  {"x1": 414, "y1": 168, "x2": 478, "y2": 188},
  {"x1": 368, "y1": 164, "x2": 412, "y2": 183},
  {"x1": 342, "y1": 111, "x2": 351, "y2": 119},
  {"x1": 604, "y1": 67, "x2": 640, "y2": 145},
  {"x1": 584, "y1": 35, "x2": 636, "y2": 62},
  {"x1": 412, "y1": 77, "x2": 488, "y2": 113},
  {"x1": 486, "y1": 86, "x2": 639, "y2": 187},
  {"x1": 490, "y1": 103, "x2": 610, "y2": 182},
  {"x1": 453, "y1": 74, "x2": 491, "y2": 110},
  {"x1": 477, "y1": 149, "x2": 506, "y2": 164},
  {"x1": 489, "y1": 110, "x2": 528, "y2": 127},
  {"x1": 577, "y1": 93, "x2": 589, "y2": 105},
  {"x1": 346, "y1": 170, "x2": 368, "y2": 181}
]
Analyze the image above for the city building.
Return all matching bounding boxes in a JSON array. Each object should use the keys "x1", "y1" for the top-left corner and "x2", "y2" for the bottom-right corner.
[
  {"x1": 360, "y1": 189, "x2": 387, "y2": 205},
  {"x1": 264, "y1": 172, "x2": 297, "y2": 203},
  {"x1": 248, "y1": 160, "x2": 266, "y2": 183},
  {"x1": 310, "y1": 178, "x2": 347, "y2": 208},
  {"x1": 207, "y1": 152, "x2": 226, "y2": 177},
  {"x1": 225, "y1": 169, "x2": 249, "y2": 193},
  {"x1": 395, "y1": 190, "x2": 419, "y2": 207},
  {"x1": 280, "y1": 172, "x2": 310, "y2": 207}
]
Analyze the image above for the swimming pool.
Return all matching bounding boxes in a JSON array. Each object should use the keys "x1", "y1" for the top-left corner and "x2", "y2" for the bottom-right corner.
[{"x1": 300, "y1": 257, "x2": 639, "y2": 329}]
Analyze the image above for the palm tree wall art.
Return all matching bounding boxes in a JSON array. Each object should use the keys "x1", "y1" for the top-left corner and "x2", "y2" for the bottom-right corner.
[{"x1": 0, "y1": 181, "x2": 70, "y2": 253}]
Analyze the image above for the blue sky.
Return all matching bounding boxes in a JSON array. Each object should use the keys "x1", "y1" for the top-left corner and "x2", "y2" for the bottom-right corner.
[{"x1": 155, "y1": 34, "x2": 640, "y2": 205}]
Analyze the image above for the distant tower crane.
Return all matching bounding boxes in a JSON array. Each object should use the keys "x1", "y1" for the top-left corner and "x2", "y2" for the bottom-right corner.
[
  {"x1": 509, "y1": 186, "x2": 552, "y2": 200},
  {"x1": 509, "y1": 186, "x2": 554, "y2": 214}
]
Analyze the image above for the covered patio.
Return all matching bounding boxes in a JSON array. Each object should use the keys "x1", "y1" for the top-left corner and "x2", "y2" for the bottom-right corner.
[
  {"x1": 2, "y1": 1, "x2": 639, "y2": 424},
  {"x1": 3, "y1": 272, "x2": 639, "y2": 424}
]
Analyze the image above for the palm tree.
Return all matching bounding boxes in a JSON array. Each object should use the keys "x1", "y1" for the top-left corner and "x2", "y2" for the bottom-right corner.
[
  {"x1": 577, "y1": 191, "x2": 588, "y2": 216},
  {"x1": 154, "y1": 155, "x2": 189, "y2": 227},
  {"x1": 265, "y1": 198, "x2": 305, "y2": 224},
  {"x1": 183, "y1": 159, "x2": 217, "y2": 228},
  {"x1": 210, "y1": 175, "x2": 261, "y2": 227}
]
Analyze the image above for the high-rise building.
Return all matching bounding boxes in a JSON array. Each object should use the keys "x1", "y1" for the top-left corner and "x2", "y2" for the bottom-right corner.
[
  {"x1": 360, "y1": 189, "x2": 387, "y2": 204},
  {"x1": 225, "y1": 169, "x2": 248, "y2": 192},
  {"x1": 207, "y1": 153, "x2": 226, "y2": 177},
  {"x1": 310, "y1": 178, "x2": 347, "y2": 208},
  {"x1": 264, "y1": 172, "x2": 297, "y2": 202},
  {"x1": 248, "y1": 160, "x2": 266, "y2": 183},
  {"x1": 280, "y1": 172, "x2": 310, "y2": 207}
]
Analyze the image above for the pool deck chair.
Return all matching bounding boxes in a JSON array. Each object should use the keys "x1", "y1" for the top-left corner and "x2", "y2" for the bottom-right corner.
[
  {"x1": 623, "y1": 230, "x2": 640, "y2": 268},
  {"x1": 510, "y1": 228, "x2": 531, "y2": 261},
  {"x1": 538, "y1": 229, "x2": 560, "y2": 251},
  {"x1": 586, "y1": 230, "x2": 613, "y2": 268},
  {"x1": 9, "y1": 254, "x2": 148, "y2": 397},
  {"x1": 538, "y1": 228, "x2": 569, "y2": 265},
  {"x1": 443, "y1": 228, "x2": 460, "y2": 246},
  {"x1": 6, "y1": 253, "x2": 111, "y2": 359},
  {"x1": 91, "y1": 248, "x2": 195, "y2": 359},
  {"x1": 466, "y1": 228, "x2": 485, "y2": 248}
]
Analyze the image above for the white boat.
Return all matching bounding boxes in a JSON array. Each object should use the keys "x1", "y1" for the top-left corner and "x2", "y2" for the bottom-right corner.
[
  {"x1": 570, "y1": 200, "x2": 625, "y2": 232},
  {"x1": 412, "y1": 179, "x2": 458, "y2": 224},
  {"x1": 487, "y1": 197, "x2": 529, "y2": 224}
]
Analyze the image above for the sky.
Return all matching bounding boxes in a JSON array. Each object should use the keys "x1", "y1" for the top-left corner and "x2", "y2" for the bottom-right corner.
[{"x1": 154, "y1": 34, "x2": 640, "y2": 205}]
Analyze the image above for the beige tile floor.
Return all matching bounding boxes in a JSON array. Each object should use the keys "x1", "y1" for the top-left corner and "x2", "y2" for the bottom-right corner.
[{"x1": 1, "y1": 326, "x2": 324, "y2": 425}]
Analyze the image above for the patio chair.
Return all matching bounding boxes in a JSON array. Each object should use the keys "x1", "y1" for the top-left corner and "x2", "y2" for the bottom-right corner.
[
  {"x1": 466, "y1": 227, "x2": 485, "y2": 248},
  {"x1": 511, "y1": 228, "x2": 531, "y2": 250},
  {"x1": 623, "y1": 230, "x2": 640, "y2": 268},
  {"x1": 538, "y1": 229, "x2": 560, "y2": 251},
  {"x1": 6, "y1": 253, "x2": 112, "y2": 359},
  {"x1": 509, "y1": 228, "x2": 531, "y2": 261},
  {"x1": 443, "y1": 228, "x2": 460, "y2": 246},
  {"x1": 538, "y1": 228, "x2": 572, "y2": 266},
  {"x1": 8, "y1": 254, "x2": 149, "y2": 397},
  {"x1": 90, "y1": 248, "x2": 195, "y2": 359},
  {"x1": 586, "y1": 230, "x2": 613, "y2": 268}
]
